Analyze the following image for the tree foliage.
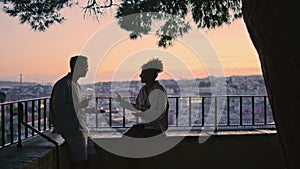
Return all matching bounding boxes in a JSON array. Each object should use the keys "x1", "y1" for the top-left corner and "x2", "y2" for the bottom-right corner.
[
  {"x1": 2, "y1": 0, "x2": 75, "y2": 31},
  {"x1": 1, "y1": 0, "x2": 118, "y2": 31},
  {"x1": 114, "y1": 0, "x2": 242, "y2": 47},
  {"x1": 1, "y1": 0, "x2": 242, "y2": 46}
]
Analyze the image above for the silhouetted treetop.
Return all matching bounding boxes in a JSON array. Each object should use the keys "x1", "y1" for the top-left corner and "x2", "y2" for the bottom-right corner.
[
  {"x1": 1, "y1": 0, "x2": 119, "y2": 31},
  {"x1": 1, "y1": 0, "x2": 242, "y2": 46}
]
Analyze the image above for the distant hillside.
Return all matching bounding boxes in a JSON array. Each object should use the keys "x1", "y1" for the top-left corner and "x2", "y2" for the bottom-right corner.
[
  {"x1": 0, "y1": 81, "x2": 37, "y2": 87},
  {"x1": 95, "y1": 75, "x2": 263, "y2": 84},
  {"x1": 1, "y1": 75, "x2": 265, "y2": 87}
]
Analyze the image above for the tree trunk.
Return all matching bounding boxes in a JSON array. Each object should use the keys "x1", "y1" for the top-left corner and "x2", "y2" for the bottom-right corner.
[{"x1": 242, "y1": 0, "x2": 300, "y2": 169}]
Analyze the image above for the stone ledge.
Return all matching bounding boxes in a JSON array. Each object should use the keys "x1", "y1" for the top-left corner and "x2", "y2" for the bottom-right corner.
[
  {"x1": 90, "y1": 129, "x2": 277, "y2": 138},
  {"x1": 92, "y1": 130, "x2": 284, "y2": 169},
  {"x1": 0, "y1": 131, "x2": 69, "y2": 169},
  {"x1": 0, "y1": 129, "x2": 280, "y2": 169}
]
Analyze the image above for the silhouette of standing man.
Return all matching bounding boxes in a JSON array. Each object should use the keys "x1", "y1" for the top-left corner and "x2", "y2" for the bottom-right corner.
[
  {"x1": 50, "y1": 55, "x2": 97, "y2": 169},
  {"x1": 115, "y1": 58, "x2": 169, "y2": 138}
]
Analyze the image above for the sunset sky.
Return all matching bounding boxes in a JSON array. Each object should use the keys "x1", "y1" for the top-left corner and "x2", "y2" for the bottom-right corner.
[{"x1": 0, "y1": 5, "x2": 262, "y2": 84}]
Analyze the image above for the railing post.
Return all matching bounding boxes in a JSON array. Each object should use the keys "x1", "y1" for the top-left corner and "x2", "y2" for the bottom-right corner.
[
  {"x1": 38, "y1": 99, "x2": 41, "y2": 131},
  {"x1": 48, "y1": 100, "x2": 52, "y2": 130},
  {"x1": 123, "y1": 107, "x2": 126, "y2": 128},
  {"x1": 227, "y1": 96, "x2": 230, "y2": 126},
  {"x1": 214, "y1": 97, "x2": 218, "y2": 130},
  {"x1": 109, "y1": 98, "x2": 112, "y2": 127},
  {"x1": 202, "y1": 97, "x2": 205, "y2": 127},
  {"x1": 9, "y1": 103, "x2": 13, "y2": 145},
  {"x1": 176, "y1": 97, "x2": 179, "y2": 127},
  {"x1": 189, "y1": 97, "x2": 192, "y2": 127},
  {"x1": 1, "y1": 104, "x2": 5, "y2": 147},
  {"x1": 31, "y1": 100, "x2": 35, "y2": 136},
  {"x1": 95, "y1": 98, "x2": 99, "y2": 128},
  {"x1": 24, "y1": 102, "x2": 28, "y2": 138},
  {"x1": 264, "y1": 96, "x2": 267, "y2": 125},
  {"x1": 17, "y1": 102, "x2": 23, "y2": 148},
  {"x1": 240, "y1": 96, "x2": 243, "y2": 126},
  {"x1": 252, "y1": 96, "x2": 255, "y2": 125},
  {"x1": 43, "y1": 99, "x2": 47, "y2": 131}
]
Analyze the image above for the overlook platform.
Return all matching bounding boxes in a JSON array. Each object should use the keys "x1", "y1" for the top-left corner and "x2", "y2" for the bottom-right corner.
[{"x1": 0, "y1": 95, "x2": 282, "y2": 169}]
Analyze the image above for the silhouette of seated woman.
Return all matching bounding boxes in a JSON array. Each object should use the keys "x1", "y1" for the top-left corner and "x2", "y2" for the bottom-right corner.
[{"x1": 115, "y1": 58, "x2": 169, "y2": 138}]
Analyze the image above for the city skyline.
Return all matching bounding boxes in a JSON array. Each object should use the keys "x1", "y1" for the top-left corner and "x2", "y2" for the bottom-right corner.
[{"x1": 0, "y1": 6, "x2": 262, "y2": 84}]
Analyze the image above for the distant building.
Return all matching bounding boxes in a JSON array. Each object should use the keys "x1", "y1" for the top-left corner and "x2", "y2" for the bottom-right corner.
[{"x1": 0, "y1": 91, "x2": 6, "y2": 103}]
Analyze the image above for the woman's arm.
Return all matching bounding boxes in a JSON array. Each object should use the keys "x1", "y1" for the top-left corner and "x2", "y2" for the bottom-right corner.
[{"x1": 114, "y1": 92, "x2": 141, "y2": 112}]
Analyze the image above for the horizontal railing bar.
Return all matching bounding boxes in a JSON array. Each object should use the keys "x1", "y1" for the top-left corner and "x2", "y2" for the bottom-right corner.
[
  {"x1": 0, "y1": 97, "x2": 50, "y2": 105},
  {"x1": 95, "y1": 95, "x2": 269, "y2": 99}
]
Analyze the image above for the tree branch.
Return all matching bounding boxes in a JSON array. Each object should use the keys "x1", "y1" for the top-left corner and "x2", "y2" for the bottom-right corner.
[{"x1": 82, "y1": 0, "x2": 119, "y2": 21}]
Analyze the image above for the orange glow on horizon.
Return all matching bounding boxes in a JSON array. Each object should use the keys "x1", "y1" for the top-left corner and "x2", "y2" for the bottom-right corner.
[{"x1": 0, "y1": 7, "x2": 262, "y2": 84}]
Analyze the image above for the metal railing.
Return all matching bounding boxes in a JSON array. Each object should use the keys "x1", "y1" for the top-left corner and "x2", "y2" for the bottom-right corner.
[
  {"x1": 93, "y1": 95, "x2": 275, "y2": 131},
  {"x1": 0, "y1": 97, "x2": 52, "y2": 148},
  {"x1": 0, "y1": 97, "x2": 60, "y2": 169},
  {"x1": 0, "y1": 95, "x2": 276, "y2": 149}
]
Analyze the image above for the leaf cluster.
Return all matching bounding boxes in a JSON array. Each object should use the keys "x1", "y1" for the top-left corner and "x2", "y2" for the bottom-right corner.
[
  {"x1": 116, "y1": 0, "x2": 242, "y2": 47},
  {"x1": 3, "y1": 0, "x2": 75, "y2": 31},
  {"x1": 191, "y1": 0, "x2": 242, "y2": 29}
]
